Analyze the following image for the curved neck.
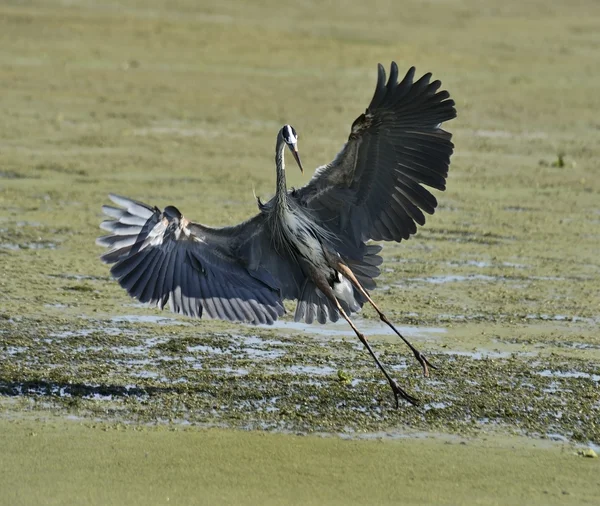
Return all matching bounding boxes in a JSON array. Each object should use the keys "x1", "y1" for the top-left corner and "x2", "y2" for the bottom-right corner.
[{"x1": 274, "y1": 135, "x2": 288, "y2": 209}]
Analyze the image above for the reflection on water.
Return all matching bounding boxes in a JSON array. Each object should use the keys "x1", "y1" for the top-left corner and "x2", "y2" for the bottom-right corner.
[
  {"x1": 111, "y1": 315, "x2": 190, "y2": 326},
  {"x1": 401, "y1": 274, "x2": 566, "y2": 284},
  {"x1": 263, "y1": 318, "x2": 446, "y2": 338},
  {"x1": 407, "y1": 274, "x2": 500, "y2": 284},
  {"x1": 537, "y1": 370, "x2": 600, "y2": 382},
  {"x1": 442, "y1": 350, "x2": 535, "y2": 360},
  {"x1": 287, "y1": 365, "x2": 338, "y2": 376}
]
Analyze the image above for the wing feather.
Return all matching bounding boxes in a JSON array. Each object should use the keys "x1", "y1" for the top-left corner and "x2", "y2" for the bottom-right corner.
[
  {"x1": 199, "y1": 274, "x2": 219, "y2": 319},
  {"x1": 97, "y1": 195, "x2": 297, "y2": 324},
  {"x1": 129, "y1": 248, "x2": 162, "y2": 298},
  {"x1": 292, "y1": 61, "x2": 456, "y2": 245},
  {"x1": 170, "y1": 247, "x2": 184, "y2": 314},
  {"x1": 140, "y1": 249, "x2": 165, "y2": 305}
]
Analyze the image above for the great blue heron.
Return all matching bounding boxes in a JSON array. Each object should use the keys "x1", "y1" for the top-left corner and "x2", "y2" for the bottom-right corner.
[{"x1": 97, "y1": 62, "x2": 456, "y2": 407}]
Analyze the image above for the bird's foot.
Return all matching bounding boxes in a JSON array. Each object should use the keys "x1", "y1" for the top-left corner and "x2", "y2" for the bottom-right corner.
[
  {"x1": 413, "y1": 350, "x2": 437, "y2": 378},
  {"x1": 389, "y1": 379, "x2": 419, "y2": 408}
]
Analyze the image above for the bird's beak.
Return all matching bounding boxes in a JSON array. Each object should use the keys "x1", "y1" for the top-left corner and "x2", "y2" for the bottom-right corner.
[{"x1": 290, "y1": 144, "x2": 304, "y2": 174}]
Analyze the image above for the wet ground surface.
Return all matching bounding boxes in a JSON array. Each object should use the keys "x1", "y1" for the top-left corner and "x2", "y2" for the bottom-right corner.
[
  {"x1": 1, "y1": 0, "x2": 599, "y2": 458},
  {"x1": 2, "y1": 305, "x2": 598, "y2": 444}
]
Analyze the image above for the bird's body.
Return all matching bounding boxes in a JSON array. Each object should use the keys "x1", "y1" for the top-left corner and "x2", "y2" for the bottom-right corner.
[
  {"x1": 281, "y1": 212, "x2": 328, "y2": 276},
  {"x1": 276, "y1": 204, "x2": 361, "y2": 313},
  {"x1": 97, "y1": 62, "x2": 457, "y2": 406}
]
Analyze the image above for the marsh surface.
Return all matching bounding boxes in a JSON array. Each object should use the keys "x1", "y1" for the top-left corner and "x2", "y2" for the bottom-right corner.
[{"x1": 1, "y1": 0, "x2": 599, "y2": 504}]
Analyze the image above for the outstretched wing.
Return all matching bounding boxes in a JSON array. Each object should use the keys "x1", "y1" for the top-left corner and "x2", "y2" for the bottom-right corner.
[
  {"x1": 97, "y1": 194, "x2": 305, "y2": 324},
  {"x1": 292, "y1": 62, "x2": 456, "y2": 246}
]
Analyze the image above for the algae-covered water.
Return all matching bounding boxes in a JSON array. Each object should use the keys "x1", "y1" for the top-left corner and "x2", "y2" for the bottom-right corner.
[{"x1": 1, "y1": 0, "x2": 599, "y2": 504}]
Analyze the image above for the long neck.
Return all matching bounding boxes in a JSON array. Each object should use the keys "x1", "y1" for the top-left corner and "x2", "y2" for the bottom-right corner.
[{"x1": 274, "y1": 136, "x2": 288, "y2": 210}]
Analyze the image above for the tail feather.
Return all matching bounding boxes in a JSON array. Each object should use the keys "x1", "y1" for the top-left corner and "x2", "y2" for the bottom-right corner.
[
  {"x1": 344, "y1": 243, "x2": 382, "y2": 292},
  {"x1": 295, "y1": 279, "x2": 364, "y2": 324}
]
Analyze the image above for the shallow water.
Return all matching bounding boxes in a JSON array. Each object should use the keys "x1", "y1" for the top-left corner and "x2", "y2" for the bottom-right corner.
[
  {"x1": 265, "y1": 318, "x2": 447, "y2": 338},
  {"x1": 537, "y1": 370, "x2": 600, "y2": 382},
  {"x1": 111, "y1": 315, "x2": 190, "y2": 326}
]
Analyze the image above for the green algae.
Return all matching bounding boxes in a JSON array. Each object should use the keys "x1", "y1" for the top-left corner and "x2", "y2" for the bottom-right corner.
[
  {"x1": 1, "y1": 417, "x2": 599, "y2": 506},
  {"x1": 1, "y1": 0, "x2": 600, "y2": 502},
  {"x1": 2, "y1": 313, "x2": 598, "y2": 441}
]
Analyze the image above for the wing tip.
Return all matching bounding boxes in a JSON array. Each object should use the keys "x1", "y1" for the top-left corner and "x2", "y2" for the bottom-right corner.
[
  {"x1": 108, "y1": 193, "x2": 126, "y2": 206},
  {"x1": 96, "y1": 235, "x2": 111, "y2": 247}
]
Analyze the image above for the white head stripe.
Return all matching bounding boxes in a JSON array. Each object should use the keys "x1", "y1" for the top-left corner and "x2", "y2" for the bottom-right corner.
[{"x1": 283, "y1": 125, "x2": 297, "y2": 143}]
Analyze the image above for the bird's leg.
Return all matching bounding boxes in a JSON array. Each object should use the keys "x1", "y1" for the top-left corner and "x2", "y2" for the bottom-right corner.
[
  {"x1": 330, "y1": 296, "x2": 419, "y2": 407},
  {"x1": 336, "y1": 262, "x2": 436, "y2": 378}
]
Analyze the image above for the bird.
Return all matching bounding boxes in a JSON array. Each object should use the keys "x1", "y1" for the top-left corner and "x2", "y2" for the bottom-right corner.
[{"x1": 97, "y1": 62, "x2": 456, "y2": 407}]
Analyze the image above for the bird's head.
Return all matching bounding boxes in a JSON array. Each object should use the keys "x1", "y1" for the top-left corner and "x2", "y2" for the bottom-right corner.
[{"x1": 280, "y1": 124, "x2": 303, "y2": 174}]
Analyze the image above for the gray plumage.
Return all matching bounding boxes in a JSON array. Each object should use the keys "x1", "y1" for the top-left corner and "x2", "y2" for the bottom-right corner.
[{"x1": 97, "y1": 62, "x2": 456, "y2": 406}]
